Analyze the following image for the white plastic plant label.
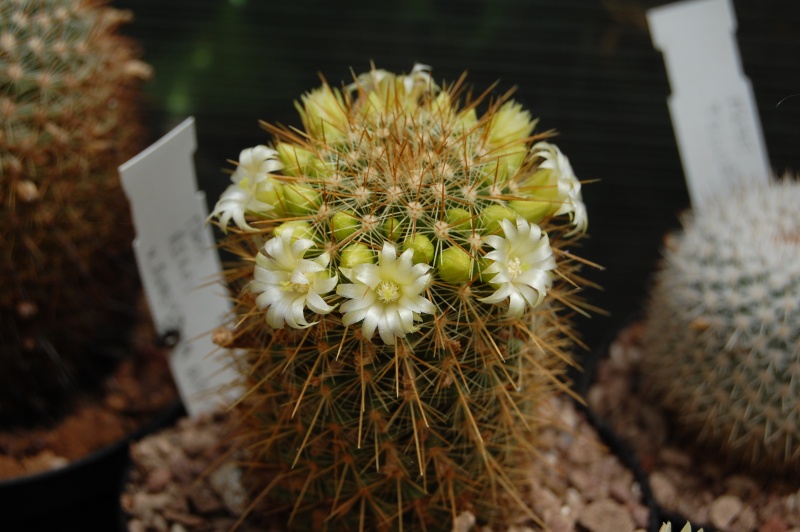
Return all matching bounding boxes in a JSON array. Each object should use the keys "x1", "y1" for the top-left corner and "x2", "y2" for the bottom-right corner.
[
  {"x1": 120, "y1": 117, "x2": 238, "y2": 417},
  {"x1": 648, "y1": 0, "x2": 770, "y2": 209}
]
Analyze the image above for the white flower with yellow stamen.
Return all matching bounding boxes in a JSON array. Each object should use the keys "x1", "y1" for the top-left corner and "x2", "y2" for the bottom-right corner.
[
  {"x1": 250, "y1": 230, "x2": 337, "y2": 329},
  {"x1": 480, "y1": 217, "x2": 556, "y2": 318},
  {"x1": 337, "y1": 242, "x2": 436, "y2": 345},
  {"x1": 533, "y1": 142, "x2": 587, "y2": 235},
  {"x1": 210, "y1": 145, "x2": 283, "y2": 231}
]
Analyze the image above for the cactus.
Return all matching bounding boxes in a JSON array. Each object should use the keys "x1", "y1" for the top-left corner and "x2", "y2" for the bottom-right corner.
[
  {"x1": 660, "y1": 523, "x2": 703, "y2": 532},
  {"x1": 641, "y1": 178, "x2": 800, "y2": 473},
  {"x1": 0, "y1": 1, "x2": 150, "y2": 425},
  {"x1": 212, "y1": 64, "x2": 593, "y2": 529}
]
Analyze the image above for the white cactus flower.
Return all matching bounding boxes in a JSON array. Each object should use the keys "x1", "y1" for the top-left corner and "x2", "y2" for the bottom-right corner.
[
  {"x1": 210, "y1": 145, "x2": 283, "y2": 231},
  {"x1": 337, "y1": 242, "x2": 436, "y2": 345},
  {"x1": 346, "y1": 63, "x2": 438, "y2": 104},
  {"x1": 249, "y1": 230, "x2": 337, "y2": 329},
  {"x1": 533, "y1": 141, "x2": 588, "y2": 235},
  {"x1": 480, "y1": 217, "x2": 557, "y2": 317},
  {"x1": 401, "y1": 63, "x2": 436, "y2": 93}
]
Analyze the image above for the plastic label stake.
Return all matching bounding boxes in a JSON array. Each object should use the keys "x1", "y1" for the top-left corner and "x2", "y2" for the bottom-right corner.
[
  {"x1": 120, "y1": 117, "x2": 238, "y2": 417},
  {"x1": 648, "y1": 0, "x2": 770, "y2": 209}
]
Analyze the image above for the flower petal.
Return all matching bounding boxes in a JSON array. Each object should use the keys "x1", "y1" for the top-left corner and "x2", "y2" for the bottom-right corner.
[
  {"x1": 361, "y1": 307, "x2": 381, "y2": 341},
  {"x1": 305, "y1": 291, "x2": 334, "y2": 315},
  {"x1": 337, "y1": 283, "x2": 370, "y2": 300},
  {"x1": 506, "y1": 290, "x2": 526, "y2": 318}
]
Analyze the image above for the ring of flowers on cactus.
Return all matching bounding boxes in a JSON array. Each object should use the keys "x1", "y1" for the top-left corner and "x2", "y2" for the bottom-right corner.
[{"x1": 210, "y1": 64, "x2": 596, "y2": 530}]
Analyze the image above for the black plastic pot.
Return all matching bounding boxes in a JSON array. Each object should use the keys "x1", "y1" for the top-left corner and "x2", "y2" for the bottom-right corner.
[
  {"x1": 0, "y1": 399, "x2": 185, "y2": 530},
  {"x1": 574, "y1": 315, "x2": 707, "y2": 532}
]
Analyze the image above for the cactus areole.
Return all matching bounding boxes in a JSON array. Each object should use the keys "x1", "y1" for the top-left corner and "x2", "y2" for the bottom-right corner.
[{"x1": 211, "y1": 65, "x2": 594, "y2": 529}]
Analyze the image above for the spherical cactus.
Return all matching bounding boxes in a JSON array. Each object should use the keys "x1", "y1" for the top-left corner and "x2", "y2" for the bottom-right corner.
[
  {"x1": 212, "y1": 64, "x2": 592, "y2": 529},
  {"x1": 0, "y1": 1, "x2": 150, "y2": 425},
  {"x1": 641, "y1": 178, "x2": 800, "y2": 474}
]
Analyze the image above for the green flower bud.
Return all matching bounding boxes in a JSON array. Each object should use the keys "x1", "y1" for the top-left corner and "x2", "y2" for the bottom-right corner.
[
  {"x1": 445, "y1": 208, "x2": 472, "y2": 231},
  {"x1": 497, "y1": 148, "x2": 527, "y2": 176},
  {"x1": 402, "y1": 234, "x2": 434, "y2": 264},
  {"x1": 340, "y1": 243, "x2": 374, "y2": 269},
  {"x1": 507, "y1": 168, "x2": 560, "y2": 223},
  {"x1": 332, "y1": 211, "x2": 359, "y2": 241},
  {"x1": 477, "y1": 157, "x2": 511, "y2": 187},
  {"x1": 478, "y1": 256, "x2": 496, "y2": 283},
  {"x1": 276, "y1": 143, "x2": 326, "y2": 177},
  {"x1": 274, "y1": 220, "x2": 314, "y2": 241},
  {"x1": 381, "y1": 217, "x2": 403, "y2": 240},
  {"x1": 508, "y1": 198, "x2": 556, "y2": 224},
  {"x1": 479, "y1": 204, "x2": 516, "y2": 235},
  {"x1": 254, "y1": 179, "x2": 285, "y2": 217},
  {"x1": 438, "y1": 246, "x2": 473, "y2": 284},
  {"x1": 284, "y1": 183, "x2": 322, "y2": 215}
]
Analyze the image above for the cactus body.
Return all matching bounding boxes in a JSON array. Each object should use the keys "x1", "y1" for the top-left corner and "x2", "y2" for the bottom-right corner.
[
  {"x1": 642, "y1": 178, "x2": 800, "y2": 473},
  {"x1": 0, "y1": 0, "x2": 149, "y2": 424},
  {"x1": 213, "y1": 65, "x2": 592, "y2": 529}
]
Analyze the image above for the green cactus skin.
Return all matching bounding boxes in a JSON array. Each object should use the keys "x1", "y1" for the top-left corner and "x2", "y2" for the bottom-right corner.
[
  {"x1": 642, "y1": 178, "x2": 800, "y2": 474},
  {"x1": 0, "y1": 1, "x2": 150, "y2": 425},
  {"x1": 213, "y1": 65, "x2": 593, "y2": 529}
]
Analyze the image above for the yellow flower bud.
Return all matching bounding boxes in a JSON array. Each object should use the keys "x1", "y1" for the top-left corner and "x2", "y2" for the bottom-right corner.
[
  {"x1": 284, "y1": 183, "x2": 322, "y2": 215},
  {"x1": 274, "y1": 220, "x2": 315, "y2": 241},
  {"x1": 296, "y1": 85, "x2": 349, "y2": 144},
  {"x1": 479, "y1": 204, "x2": 516, "y2": 235},
  {"x1": 485, "y1": 101, "x2": 537, "y2": 149},
  {"x1": 431, "y1": 91, "x2": 452, "y2": 116},
  {"x1": 402, "y1": 234, "x2": 434, "y2": 264},
  {"x1": 438, "y1": 246, "x2": 473, "y2": 284},
  {"x1": 445, "y1": 208, "x2": 472, "y2": 231},
  {"x1": 381, "y1": 217, "x2": 403, "y2": 240},
  {"x1": 360, "y1": 90, "x2": 390, "y2": 119},
  {"x1": 455, "y1": 108, "x2": 477, "y2": 132},
  {"x1": 332, "y1": 211, "x2": 359, "y2": 241},
  {"x1": 340, "y1": 243, "x2": 374, "y2": 269}
]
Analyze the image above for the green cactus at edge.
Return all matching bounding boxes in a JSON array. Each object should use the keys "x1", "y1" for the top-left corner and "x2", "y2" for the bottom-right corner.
[
  {"x1": 642, "y1": 178, "x2": 800, "y2": 474},
  {"x1": 210, "y1": 64, "x2": 595, "y2": 530},
  {"x1": 660, "y1": 522, "x2": 703, "y2": 532},
  {"x1": 0, "y1": 0, "x2": 150, "y2": 425}
]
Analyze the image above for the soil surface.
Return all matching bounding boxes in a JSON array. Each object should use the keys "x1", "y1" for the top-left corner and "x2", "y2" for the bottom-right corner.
[
  {"x1": 0, "y1": 318, "x2": 178, "y2": 481},
  {"x1": 122, "y1": 396, "x2": 652, "y2": 531},
  {"x1": 588, "y1": 321, "x2": 800, "y2": 532}
]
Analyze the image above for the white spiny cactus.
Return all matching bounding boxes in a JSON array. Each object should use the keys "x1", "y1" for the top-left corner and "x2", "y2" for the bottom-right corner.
[{"x1": 642, "y1": 178, "x2": 800, "y2": 473}]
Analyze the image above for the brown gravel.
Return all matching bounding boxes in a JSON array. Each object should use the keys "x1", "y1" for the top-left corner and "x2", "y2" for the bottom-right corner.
[
  {"x1": 122, "y1": 396, "x2": 651, "y2": 531},
  {"x1": 588, "y1": 321, "x2": 800, "y2": 532}
]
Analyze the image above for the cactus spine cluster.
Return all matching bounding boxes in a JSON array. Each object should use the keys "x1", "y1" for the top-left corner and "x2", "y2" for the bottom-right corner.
[
  {"x1": 0, "y1": 0, "x2": 150, "y2": 424},
  {"x1": 213, "y1": 64, "x2": 593, "y2": 529},
  {"x1": 642, "y1": 178, "x2": 800, "y2": 473}
]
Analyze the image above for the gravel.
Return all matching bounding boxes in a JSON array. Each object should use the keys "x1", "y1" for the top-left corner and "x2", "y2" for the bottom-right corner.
[{"x1": 122, "y1": 396, "x2": 651, "y2": 531}]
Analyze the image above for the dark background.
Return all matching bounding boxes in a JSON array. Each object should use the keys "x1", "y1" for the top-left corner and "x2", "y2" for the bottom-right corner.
[{"x1": 117, "y1": 0, "x2": 800, "y2": 358}]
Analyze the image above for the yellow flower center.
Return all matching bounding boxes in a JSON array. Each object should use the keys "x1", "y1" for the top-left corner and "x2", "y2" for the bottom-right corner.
[
  {"x1": 507, "y1": 257, "x2": 525, "y2": 280},
  {"x1": 376, "y1": 280, "x2": 401, "y2": 303},
  {"x1": 280, "y1": 280, "x2": 310, "y2": 293}
]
